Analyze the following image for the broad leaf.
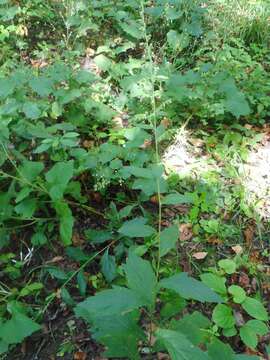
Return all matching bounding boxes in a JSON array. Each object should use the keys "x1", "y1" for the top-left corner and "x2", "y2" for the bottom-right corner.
[
  {"x1": 208, "y1": 338, "x2": 234, "y2": 360},
  {"x1": 156, "y1": 329, "x2": 210, "y2": 360},
  {"x1": 160, "y1": 224, "x2": 179, "y2": 256},
  {"x1": 54, "y1": 201, "x2": 74, "y2": 246},
  {"x1": 101, "y1": 249, "x2": 117, "y2": 283},
  {"x1": 159, "y1": 273, "x2": 223, "y2": 303},
  {"x1": 93, "y1": 312, "x2": 144, "y2": 359},
  {"x1": 212, "y1": 304, "x2": 235, "y2": 329},
  {"x1": 75, "y1": 286, "x2": 143, "y2": 322},
  {"x1": 124, "y1": 252, "x2": 157, "y2": 308},
  {"x1": 45, "y1": 161, "x2": 74, "y2": 200},
  {"x1": 0, "y1": 312, "x2": 40, "y2": 345},
  {"x1": 170, "y1": 311, "x2": 211, "y2": 345},
  {"x1": 242, "y1": 297, "x2": 268, "y2": 321},
  {"x1": 200, "y1": 273, "x2": 227, "y2": 295},
  {"x1": 119, "y1": 217, "x2": 156, "y2": 238}
]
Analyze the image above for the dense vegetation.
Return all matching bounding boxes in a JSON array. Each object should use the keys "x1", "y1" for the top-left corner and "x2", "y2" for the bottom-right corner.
[{"x1": 0, "y1": 0, "x2": 270, "y2": 358}]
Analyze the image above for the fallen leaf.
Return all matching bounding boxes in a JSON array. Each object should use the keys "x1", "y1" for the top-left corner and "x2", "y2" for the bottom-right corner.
[
  {"x1": 140, "y1": 139, "x2": 152, "y2": 149},
  {"x1": 150, "y1": 195, "x2": 159, "y2": 204},
  {"x1": 243, "y1": 225, "x2": 255, "y2": 246},
  {"x1": 45, "y1": 256, "x2": 64, "y2": 264},
  {"x1": 207, "y1": 235, "x2": 222, "y2": 245},
  {"x1": 72, "y1": 232, "x2": 84, "y2": 246},
  {"x1": 231, "y1": 245, "x2": 243, "y2": 255},
  {"x1": 192, "y1": 252, "x2": 208, "y2": 260},
  {"x1": 179, "y1": 223, "x2": 193, "y2": 241},
  {"x1": 160, "y1": 118, "x2": 170, "y2": 128},
  {"x1": 74, "y1": 351, "x2": 87, "y2": 360}
]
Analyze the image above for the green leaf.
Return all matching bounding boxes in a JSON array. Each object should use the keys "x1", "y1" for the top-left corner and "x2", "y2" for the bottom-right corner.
[
  {"x1": 228, "y1": 285, "x2": 246, "y2": 304},
  {"x1": 45, "y1": 161, "x2": 74, "y2": 201},
  {"x1": 0, "y1": 312, "x2": 40, "y2": 345},
  {"x1": 19, "y1": 161, "x2": 44, "y2": 182},
  {"x1": 14, "y1": 198, "x2": 37, "y2": 219},
  {"x1": 245, "y1": 320, "x2": 268, "y2": 336},
  {"x1": 75, "y1": 286, "x2": 143, "y2": 322},
  {"x1": 101, "y1": 249, "x2": 117, "y2": 283},
  {"x1": 162, "y1": 193, "x2": 193, "y2": 205},
  {"x1": 92, "y1": 312, "x2": 144, "y2": 359},
  {"x1": 29, "y1": 76, "x2": 53, "y2": 96},
  {"x1": 242, "y1": 297, "x2": 268, "y2": 321},
  {"x1": 54, "y1": 201, "x2": 74, "y2": 246},
  {"x1": 240, "y1": 325, "x2": 257, "y2": 349},
  {"x1": 85, "y1": 229, "x2": 112, "y2": 244},
  {"x1": 225, "y1": 93, "x2": 250, "y2": 119},
  {"x1": 119, "y1": 217, "x2": 156, "y2": 238},
  {"x1": 218, "y1": 259, "x2": 236, "y2": 274},
  {"x1": 22, "y1": 102, "x2": 41, "y2": 119},
  {"x1": 170, "y1": 311, "x2": 211, "y2": 345},
  {"x1": 124, "y1": 252, "x2": 157, "y2": 309},
  {"x1": 31, "y1": 232, "x2": 47, "y2": 246},
  {"x1": 159, "y1": 273, "x2": 222, "y2": 303},
  {"x1": 207, "y1": 338, "x2": 234, "y2": 360},
  {"x1": 160, "y1": 224, "x2": 179, "y2": 256},
  {"x1": 156, "y1": 329, "x2": 210, "y2": 360},
  {"x1": 77, "y1": 270, "x2": 87, "y2": 296},
  {"x1": 200, "y1": 273, "x2": 227, "y2": 295},
  {"x1": 120, "y1": 20, "x2": 143, "y2": 39},
  {"x1": 212, "y1": 304, "x2": 235, "y2": 329}
]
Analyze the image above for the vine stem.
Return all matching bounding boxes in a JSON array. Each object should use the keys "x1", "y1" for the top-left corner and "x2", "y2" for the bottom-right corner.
[{"x1": 140, "y1": 0, "x2": 162, "y2": 280}]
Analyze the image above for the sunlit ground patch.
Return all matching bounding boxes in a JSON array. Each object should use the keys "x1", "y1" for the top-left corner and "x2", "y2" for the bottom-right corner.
[
  {"x1": 162, "y1": 128, "x2": 217, "y2": 178},
  {"x1": 241, "y1": 139, "x2": 270, "y2": 219}
]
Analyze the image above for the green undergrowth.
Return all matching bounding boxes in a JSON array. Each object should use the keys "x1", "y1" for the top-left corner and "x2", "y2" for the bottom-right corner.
[{"x1": 0, "y1": 0, "x2": 270, "y2": 358}]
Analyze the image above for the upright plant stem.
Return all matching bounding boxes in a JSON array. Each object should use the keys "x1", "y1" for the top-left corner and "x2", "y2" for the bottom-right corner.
[{"x1": 140, "y1": 1, "x2": 162, "y2": 279}]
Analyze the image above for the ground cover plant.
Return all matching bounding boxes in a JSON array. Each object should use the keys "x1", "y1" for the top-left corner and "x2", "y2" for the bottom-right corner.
[{"x1": 0, "y1": 0, "x2": 270, "y2": 359}]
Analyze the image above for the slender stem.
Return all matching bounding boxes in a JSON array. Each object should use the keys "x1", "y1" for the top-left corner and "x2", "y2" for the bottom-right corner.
[{"x1": 140, "y1": 0, "x2": 162, "y2": 279}]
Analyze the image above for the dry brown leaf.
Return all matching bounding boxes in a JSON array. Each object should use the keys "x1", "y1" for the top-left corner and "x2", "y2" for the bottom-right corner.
[
  {"x1": 72, "y1": 232, "x2": 84, "y2": 246},
  {"x1": 192, "y1": 252, "x2": 208, "y2": 260},
  {"x1": 140, "y1": 139, "x2": 152, "y2": 149},
  {"x1": 150, "y1": 195, "x2": 159, "y2": 204},
  {"x1": 231, "y1": 245, "x2": 243, "y2": 255},
  {"x1": 160, "y1": 118, "x2": 170, "y2": 128},
  {"x1": 74, "y1": 351, "x2": 87, "y2": 360},
  {"x1": 179, "y1": 223, "x2": 193, "y2": 241},
  {"x1": 207, "y1": 235, "x2": 222, "y2": 245},
  {"x1": 243, "y1": 225, "x2": 255, "y2": 246},
  {"x1": 45, "y1": 256, "x2": 64, "y2": 264},
  {"x1": 82, "y1": 139, "x2": 94, "y2": 149}
]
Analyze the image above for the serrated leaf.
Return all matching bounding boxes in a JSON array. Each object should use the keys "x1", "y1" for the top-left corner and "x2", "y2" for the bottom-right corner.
[
  {"x1": 240, "y1": 325, "x2": 257, "y2": 349},
  {"x1": 22, "y1": 102, "x2": 41, "y2": 119},
  {"x1": 200, "y1": 273, "x2": 227, "y2": 295},
  {"x1": 242, "y1": 297, "x2": 268, "y2": 321},
  {"x1": 159, "y1": 273, "x2": 223, "y2": 303},
  {"x1": 124, "y1": 252, "x2": 157, "y2": 308},
  {"x1": 120, "y1": 20, "x2": 143, "y2": 39},
  {"x1": 45, "y1": 161, "x2": 74, "y2": 201},
  {"x1": 218, "y1": 259, "x2": 236, "y2": 274},
  {"x1": 119, "y1": 217, "x2": 156, "y2": 238},
  {"x1": 225, "y1": 93, "x2": 250, "y2": 119},
  {"x1": 156, "y1": 329, "x2": 210, "y2": 360},
  {"x1": 160, "y1": 224, "x2": 179, "y2": 256},
  {"x1": 101, "y1": 249, "x2": 117, "y2": 283},
  {"x1": 212, "y1": 304, "x2": 235, "y2": 329},
  {"x1": 19, "y1": 161, "x2": 44, "y2": 182},
  {"x1": 228, "y1": 285, "x2": 246, "y2": 304},
  {"x1": 29, "y1": 76, "x2": 53, "y2": 96}
]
